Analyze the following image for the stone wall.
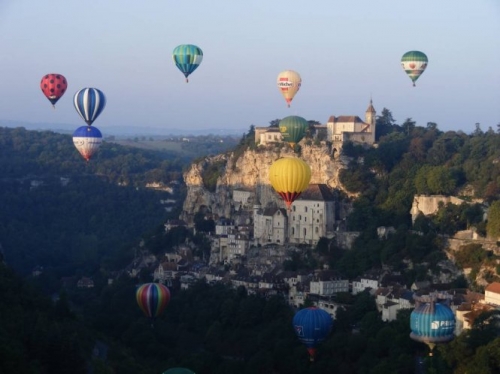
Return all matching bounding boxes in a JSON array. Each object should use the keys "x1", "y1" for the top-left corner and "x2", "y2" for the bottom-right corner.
[{"x1": 410, "y1": 195, "x2": 483, "y2": 223}]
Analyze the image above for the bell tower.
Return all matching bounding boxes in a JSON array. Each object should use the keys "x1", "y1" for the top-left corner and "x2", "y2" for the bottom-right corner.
[{"x1": 365, "y1": 98, "x2": 376, "y2": 143}]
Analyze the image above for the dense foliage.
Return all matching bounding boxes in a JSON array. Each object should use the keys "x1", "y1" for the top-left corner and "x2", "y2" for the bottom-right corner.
[
  {"x1": 0, "y1": 126, "x2": 185, "y2": 285},
  {"x1": 340, "y1": 113, "x2": 500, "y2": 228},
  {"x1": 5, "y1": 268, "x2": 499, "y2": 374},
  {"x1": 1, "y1": 121, "x2": 500, "y2": 373}
]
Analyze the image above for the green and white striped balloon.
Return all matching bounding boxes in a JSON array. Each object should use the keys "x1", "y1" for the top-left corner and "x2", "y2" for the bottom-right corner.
[{"x1": 401, "y1": 51, "x2": 428, "y2": 86}]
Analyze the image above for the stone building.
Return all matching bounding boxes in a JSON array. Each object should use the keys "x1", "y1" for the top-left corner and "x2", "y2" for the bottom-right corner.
[
  {"x1": 309, "y1": 270, "x2": 349, "y2": 296},
  {"x1": 485, "y1": 282, "x2": 500, "y2": 306},
  {"x1": 253, "y1": 206, "x2": 288, "y2": 245},
  {"x1": 288, "y1": 184, "x2": 336, "y2": 245},
  {"x1": 326, "y1": 99, "x2": 376, "y2": 153}
]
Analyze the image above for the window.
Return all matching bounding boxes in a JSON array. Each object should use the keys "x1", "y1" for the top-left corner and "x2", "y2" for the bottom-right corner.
[
  {"x1": 293, "y1": 206, "x2": 296, "y2": 212},
  {"x1": 305, "y1": 217, "x2": 307, "y2": 222},
  {"x1": 315, "y1": 227, "x2": 319, "y2": 233},
  {"x1": 303, "y1": 228, "x2": 307, "y2": 236},
  {"x1": 292, "y1": 227, "x2": 295, "y2": 235},
  {"x1": 305, "y1": 207, "x2": 308, "y2": 212}
]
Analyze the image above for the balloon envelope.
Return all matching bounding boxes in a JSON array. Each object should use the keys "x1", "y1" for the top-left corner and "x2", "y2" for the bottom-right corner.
[
  {"x1": 73, "y1": 88, "x2": 106, "y2": 126},
  {"x1": 162, "y1": 369, "x2": 195, "y2": 374},
  {"x1": 401, "y1": 51, "x2": 428, "y2": 86},
  {"x1": 277, "y1": 70, "x2": 301, "y2": 107},
  {"x1": 293, "y1": 307, "x2": 333, "y2": 360},
  {"x1": 40, "y1": 73, "x2": 67, "y2": 106},
  {"x1": 269, "y1": 157, "x2": 311, "y2": 209},
  {"x1": 72, "y1": 126, "x2": 102, "y2": 161},
  {"x1": 410, "y1": 299, "x2": 455, "y2": 352},
  {"x1": 136, "y1": 283, "x2": 171, "y2": 319},
  {"x1": 279, "y1": 116, "x2": 308, "y2": 148},
  {"x1": 172, "y1": 44, "x2": 203, "y2": 82}
]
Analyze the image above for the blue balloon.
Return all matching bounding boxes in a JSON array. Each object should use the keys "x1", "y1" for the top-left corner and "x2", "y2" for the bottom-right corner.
[
  {"x1": 72, "y1": 125, "x2": 102, "y2": 161},
  {"x1": 73, "y1": 88, "x2": 106, "y2": 126},
  {"x1": 293, "y1": 307, "x2": 333, "y2": 361},
  {"x1": 172, "y1": 44, "x2": 203, "y2": 82},
  {"x1": 410, "y1": 296, "x2": 455, "y2": 354}
]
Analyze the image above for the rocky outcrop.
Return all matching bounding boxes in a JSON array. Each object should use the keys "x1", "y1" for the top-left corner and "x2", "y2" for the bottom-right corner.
[
  {"x1": 180, "y1": 142, "x2": 351, "y2": 224},
  {"x1": 410, "y1": 195, "x2": 484, "y2": 223}
]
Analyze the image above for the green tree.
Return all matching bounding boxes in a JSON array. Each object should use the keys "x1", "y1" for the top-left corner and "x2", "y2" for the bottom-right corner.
[
  {"x1": 487, "y1": 200, "x2": 500, "y2": 239},
  {"x1": 427, "y1": 166, "x2": 457, "y2": 194}
]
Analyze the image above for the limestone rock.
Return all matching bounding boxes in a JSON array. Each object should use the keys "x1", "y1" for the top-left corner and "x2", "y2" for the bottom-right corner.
[{"x1": 180, "y1": 142, "x2": 351, "y2": 224}]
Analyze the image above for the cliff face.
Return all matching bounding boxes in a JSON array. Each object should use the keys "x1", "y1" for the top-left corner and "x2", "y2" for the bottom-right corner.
[
  {"x1": 410, "y1": 195, "x2": 484, "y2": 223},
  {"x1": 180, "y1": 142, "x2": 350, "y2": 224}
]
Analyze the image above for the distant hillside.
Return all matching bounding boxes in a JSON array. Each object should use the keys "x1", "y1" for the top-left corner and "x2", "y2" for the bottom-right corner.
[
  {"x1": 0, "y1": 119, "x2": 248, "y2": 136},
  {"x1": 0, "y1": 126, "x2": 188, "y2": 283}
]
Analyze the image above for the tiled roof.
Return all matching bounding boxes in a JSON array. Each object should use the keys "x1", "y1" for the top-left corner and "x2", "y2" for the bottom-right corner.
[
  {"x1": 298, "y1": 184, "x2": 335, "y2": 201},
  {"x1": 328, "y1": 115, "x2": 365, "y2": 123},
  {"x1": 486, "y1": 282, "x2": 500, "y2": 294},
  {"x1": 366, "y1": 100, "x2": 376, "y2": 113}
]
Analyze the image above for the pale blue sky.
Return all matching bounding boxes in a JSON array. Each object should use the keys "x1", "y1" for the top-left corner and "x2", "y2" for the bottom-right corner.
[{"x1": 0, "y1": 0, "x2": 498, "y2": 135}]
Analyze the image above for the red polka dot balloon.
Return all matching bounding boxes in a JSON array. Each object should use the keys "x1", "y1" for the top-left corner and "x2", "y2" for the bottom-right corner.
[{"x1": 40, "y1": 73, "x2": 67, "y2": 107}]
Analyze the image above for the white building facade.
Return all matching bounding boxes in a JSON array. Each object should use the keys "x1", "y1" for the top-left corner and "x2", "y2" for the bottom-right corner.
[
  {"x1": 288, "y1": 184, "x2": 336, "y2": 245},
  {"x1": 253, "y1": 206, "x2": 288, "y2": 245}
]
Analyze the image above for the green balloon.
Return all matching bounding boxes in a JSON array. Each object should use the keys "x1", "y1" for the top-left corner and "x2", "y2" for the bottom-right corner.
[
  {"x1": 279, "y1": 116, "x2": 308, "y2": 147},
  {"x1": 162, "y1": 368, "x2": 195, "y2": 374}
]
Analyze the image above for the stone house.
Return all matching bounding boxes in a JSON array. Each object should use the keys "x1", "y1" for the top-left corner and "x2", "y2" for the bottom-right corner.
[
  {"x1": 77, "y1": 277, "x2": 94, "y2": 289},
  {"x1": 326, "y1": 99, "x2": 376, "y2": 154},
  {"x1": 485, "y1": 282, "x2": 500, "y2": 306},
  {"x1": 375, "y1": 286, "x2": 415, "y2": 322},
  {"x1": 352, "y1": 271, "x2": 381, "y2": 295},
  {"x1": 288, "y1": 184, "x2": 336, "y2": 245},
  {"x1": 309, "y1": 270, "x2": 349, "y2": 296},
  {"x1": 253, "y1": 206, "x2": 288, "y2": 245}
]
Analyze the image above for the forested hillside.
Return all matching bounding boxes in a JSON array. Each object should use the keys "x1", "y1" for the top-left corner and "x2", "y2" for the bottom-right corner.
[
  {"x1": 0, "y1": 126, "x2": 186, "y2": 284},
  {"x1": 329, "y1": 112, "x2": 500, "y2": 283},
  {"x1": 1, "y1": 121, "x2": 500, "y2": 373}
]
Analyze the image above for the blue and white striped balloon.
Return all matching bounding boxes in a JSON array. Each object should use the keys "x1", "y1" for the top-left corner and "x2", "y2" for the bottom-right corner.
[
  {"x1": 72, "y1": 125, "x2": 102, "y2": 161},
  {"x1": 73, "y1": 88, "x2": 106, "y2": 126}
]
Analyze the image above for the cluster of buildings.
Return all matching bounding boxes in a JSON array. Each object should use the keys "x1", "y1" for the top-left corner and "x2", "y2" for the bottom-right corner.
[
  {"x1": 147, "y1": 248, "x2": 500, "y2": 337},
  {"x1": 254, "y1": 100, "x2": 376, "y2": 151}
]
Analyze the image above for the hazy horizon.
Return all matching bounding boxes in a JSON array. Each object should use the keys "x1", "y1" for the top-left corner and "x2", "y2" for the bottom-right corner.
[{"x1": 0, "y1": 1, "x2": 498, "y2": 135}]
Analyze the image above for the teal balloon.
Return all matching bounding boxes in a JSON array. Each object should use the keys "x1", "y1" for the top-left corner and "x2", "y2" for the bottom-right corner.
[
  {"x1": 162, "y1": 369, "x2": 195, "y2": 374},
  {"x1": 279, "y1": 116, "x2": 309, "y2": 147},
  {"x1": 172, "y1": 44, "x2": 203, "y2": 82}
]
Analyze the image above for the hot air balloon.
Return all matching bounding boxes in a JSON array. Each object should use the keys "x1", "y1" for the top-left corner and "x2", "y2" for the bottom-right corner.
[
  {"x1": 73, "y1": 88, "x2": 106, "y2": 126},
  {"x1": 136, "y1": 283, "x2": 171, "y2": 320},
  {"x1": 162, "y1": 368, "x2": 196, "y2": 374},
  {"x1": 277, "y1": 70, "x2": 301, "y2": 107},
  {"x1": 293, "y1": 307, "x2": 333, "y2": 361},
  {"x1": 410, "y1": 294, "x2": 455, "y2": 356},
  {"x1": 401, "y1": 51, "x2": 428, "y2": 86},
  {"x1": 172, "y1": 44, "x2": 203, "y2": 83},
  {"x1": 72, "y1": 126, "x2": 102, "y2": 162},
  {"x1": 40, "y1": 73, "x2": 67, "y2": 107},
  {"x1": 279, "y1": 116, "x2": 309, "y2": 148},
  {"x1": 269, "y1": 157, "x2": 311, "y2": 210}
]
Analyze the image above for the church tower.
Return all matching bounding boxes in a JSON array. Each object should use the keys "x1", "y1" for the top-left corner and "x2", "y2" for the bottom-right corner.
[{"x1": 365, "y1": 99, "x2": 376, "y2": 143}]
